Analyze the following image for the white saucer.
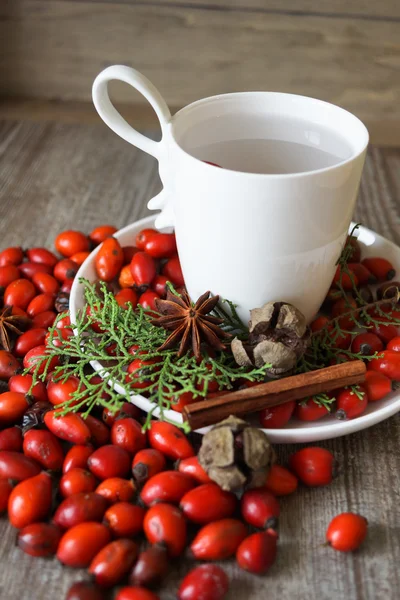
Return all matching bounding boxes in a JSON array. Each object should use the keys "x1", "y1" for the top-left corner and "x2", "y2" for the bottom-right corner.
[{"x1": 70, "y1": 216, "x2": 400, "y2": 444}]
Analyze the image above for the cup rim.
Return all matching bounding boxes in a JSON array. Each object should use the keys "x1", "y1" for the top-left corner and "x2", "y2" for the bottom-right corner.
[{"x1": 169, "y1": 91, "x2": 369, "y2": 179}]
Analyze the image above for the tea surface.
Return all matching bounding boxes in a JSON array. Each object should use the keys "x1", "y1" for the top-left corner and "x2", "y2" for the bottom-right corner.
[{"x1": 197, "y1": 137, "x2": 350, "y2": 174}]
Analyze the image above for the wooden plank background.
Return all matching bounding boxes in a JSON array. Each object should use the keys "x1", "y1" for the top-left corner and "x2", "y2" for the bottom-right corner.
[
  {"x1": 43, "y1": 0, "x2": 400, "y2": 20},
  {"x1": 1, "y1": 0, "x2": 400, "y2": 143}
]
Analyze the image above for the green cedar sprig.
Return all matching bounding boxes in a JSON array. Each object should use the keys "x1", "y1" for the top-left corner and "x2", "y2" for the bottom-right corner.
[
  {"x1": 27, "y1": 280, "x2": 271, "y2": 431},
  {"x1": 298, "y1": 393, "x2": 336, "y2": 411}
]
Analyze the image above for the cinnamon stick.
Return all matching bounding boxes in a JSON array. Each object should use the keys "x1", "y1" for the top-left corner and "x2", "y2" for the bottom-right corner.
[{"x1": 182, "y1": 360, "x2": 366, "y2": 430}]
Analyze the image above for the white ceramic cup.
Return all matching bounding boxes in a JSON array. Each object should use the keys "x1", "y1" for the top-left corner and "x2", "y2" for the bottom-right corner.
[{"x1": 92, "y1": 66, "x2": 369, "y2": 323}]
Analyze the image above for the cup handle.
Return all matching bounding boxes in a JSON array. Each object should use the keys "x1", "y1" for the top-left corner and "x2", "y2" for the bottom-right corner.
[{"x1": 92, "y1": 66, "x2": 174, "y2": 228}]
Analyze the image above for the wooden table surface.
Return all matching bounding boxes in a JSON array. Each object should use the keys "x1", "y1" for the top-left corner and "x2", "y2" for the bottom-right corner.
[{"x1": 1, "y1": 119, "x2": 400, "y2": 600}]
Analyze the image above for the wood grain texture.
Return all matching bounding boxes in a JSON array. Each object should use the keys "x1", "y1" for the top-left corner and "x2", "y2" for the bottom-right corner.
[
  {"x1": 57, "y1": 0, "x2": 400, "y2": 20},
  {"x1": 2, "y1": 99, "x2": 400, "y2": 146},
  {"x1": 0, "y1": 120, "x2": 400, "y2": 599},
  {"x1": 1, "y1": 0, "x2": 400, "y2": 127},
  {"x1": 0, "y1": 98, "x2": 179, "y2": 130}
]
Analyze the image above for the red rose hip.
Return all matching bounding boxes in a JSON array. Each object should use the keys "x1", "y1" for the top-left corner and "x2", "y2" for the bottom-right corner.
[
  {"x1": 143, "y1": 503, "x2": 186, "y2": 557},
  {"x1": 104, "y1": 502, "x2": 145, "y2": 538},
  {"x1": 0, "y1": 450, "x2": 41, "y2": 481},
  {"x1": 178, "y1": 564, "x2": 229, "y2": 600},
  {"x1": 4, "y1": 279, "x2": 36, "y2": 310},
  {"x1": 180, "y1": 483, "x2": 237, "y2": 524},
  {"x1": 129, "y1": 545, "x2": 169, "y2": 588},
  {"x1": 89, "y1": 539, "x2": 139, "y2": 587},
  {"x1": 0, "y1": 392, "x2": 30, "y2": 427},
  {"x1": 0, "y1": 351, "x2": 20, "y2": 381},
  {"x1": 63, "y1": 444, "x2": 94, "y2": 473},
  {"x1": 289, "y1": 447, "x2": 338, "y2": 486},
  {"x1": 336, "y1": 385, "x2": 368, "y2": 419},
  {"x1": 264, "y1": 465, "x2": 298, "y2": 496},
  {"x1": 66, "y1": 581, "x2": 105, "y2": 600},
  {"x1": 162, "y1": 256, "x2": 184, "y2": 287},
  {"x1": 135, "y1": 228, "x2": 157, "y2": 250},
  {"x1": 17, "y1": 522, "x2": 62, "y2": 557},
  {"x1": 8, "y1": 472, "x2": 52, "y2": 528},
  {"x1": 23, "y1": 429, "x2": 64, "y2": 471},
  {"x1": 140, "y1": 471, "x2": 195, "y2": 506},
  {"x1": 0, "y1": 246, "x2": 24, "y2": 267},
  {"x1": 9, "y1": 374, "x2": 48, "y2": 403},
  {"x1": 177, "y1": 456, "x2": 211, "y2": 484},
  {"x1": 27, "y1": 247, "x2": 58, "y2": 268},
  {"x1": 132, "y1": 448, "x2": 166, "y2": 483},
  {"x1": 88, "y1": 445, "x2": 131, "y2": 480},
  {"x1": 130, "y1": 252, "x2": 156, "y2": 286},
  {"x1": 362, "y1": 257, "x2": 395, "y2": 281},
  {"x1": 84, "y1": 415, "x2": 110, "y2": 447},
  {"x1": 0, "y1": 426, "x2": 23, "y2": 452},
  {"x1": 111, "y1": 418, "x2": 146, "y2": 455},
  {"x1": 138, "y1": 290, "x2": 160, "y2": 311},
  {"x1": 96, "y1": 478, "x2": 136, "y2": 504},
  {"x1": 57, "y1": 522, "x2": 111, "y2": 567},
  {"x1": 368, "y1": 350, "x2": 400, "y2": 381},
  {"x1": 148, "y1": 421, "x2": 194, "y2": 460},
  {"x1": 53, "y1": 492, "x2": 109, "y2": 529},
  {"x1": 144, "y1": 233, "x2": 177, "y2": 259},
  {"x1": 294, "y1": 398, "x2": 330, "y2": 422},
  {"x1": 44, "y1": 410, "x2": 91, "y2": 444},
  {"x1": 55, "y1": 230, "x2": 90, "y2": 257},
  {"x1": 326, "y1": 512, "x2": 368, "y2": 552},
  {"x1": 115, "y1": 588, "x2": 159, "y2": 600},
  {"x1": 0, "y1": 265, "x2": 21, "y2": 288},
  {"x1": 259, "y1": 400, "x2": 296, "y2": 428},
  {"x1": 351, "y1": 332, "x2": 384, "y2": 356},
  {"x1": 190, "y1": 519, "x2": 248, "y2": 561},
  {"x1": 241, "y1": 488, "x2": 280, "y2": 531},
  {"x1": 60, "y1": 468, "x2": 98, "y2": 498},
  {"x1": 364, "y1": 371, "x2": 392, "y2": 402},
  {"x1": 236, "y1": 532, "x2": 277, "y2": 574},
  {"x1": 95, "y1": 237, "x2": 124, "y2": 282},
  {"x1": 89, "y1": 225, "x2": 118, "y2": 245}
]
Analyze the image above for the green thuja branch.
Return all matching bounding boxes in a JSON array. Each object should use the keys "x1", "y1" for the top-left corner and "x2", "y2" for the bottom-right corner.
[
  {"x1": 299, "y1": 393, "x2": 337, "y2": 412},
  {"x1": 26, "y1": 280, "x2": 271, "y2": 431}
]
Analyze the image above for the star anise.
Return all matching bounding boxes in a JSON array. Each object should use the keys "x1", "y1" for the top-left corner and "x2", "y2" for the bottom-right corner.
[
  {"x1": 151, "y1": 290, "x2": 232, "y2": 359},
  {"x1": 0, "y1": 306, "x2": 31, "y2": 351}
]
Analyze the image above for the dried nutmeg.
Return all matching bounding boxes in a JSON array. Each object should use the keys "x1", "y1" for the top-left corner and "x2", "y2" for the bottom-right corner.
[
  {"x1": 198, "y1": 415, "x2": 275, "y2": 492},
  {"x1": 231, "y1": 301, "x2": 309, "y2": 378}
]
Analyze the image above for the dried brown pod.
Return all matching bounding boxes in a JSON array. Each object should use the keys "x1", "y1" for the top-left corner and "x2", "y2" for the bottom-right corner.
[
  {"x1": 55, "y1": 292, "x2": 70, "y2": 313},
  {"x1": 198, "y1": 415, "x2": 275, "y2": 492},
  {"x1": 231, "y1": 301, "x2": 309, "y2": 378},
  {"x1": 21, "y1": 401, "x2": 52, "y2": 434}
]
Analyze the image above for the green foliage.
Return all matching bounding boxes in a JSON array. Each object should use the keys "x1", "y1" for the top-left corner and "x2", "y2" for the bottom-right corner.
[
  {"x1": 299, "y1": 393, "x2": 336, "y2": 411},
  {"x1": 27, "y1": 280, "x2": 271, "y2": 431}
]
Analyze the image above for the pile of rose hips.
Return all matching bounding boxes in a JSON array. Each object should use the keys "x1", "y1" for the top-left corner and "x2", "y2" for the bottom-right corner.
[
  {"x1": 0, "y1": 224, "x2": 386, "y2": 600},
  {"x1": 0, "y1": 406, "x2": 368, "y2": 600}
]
